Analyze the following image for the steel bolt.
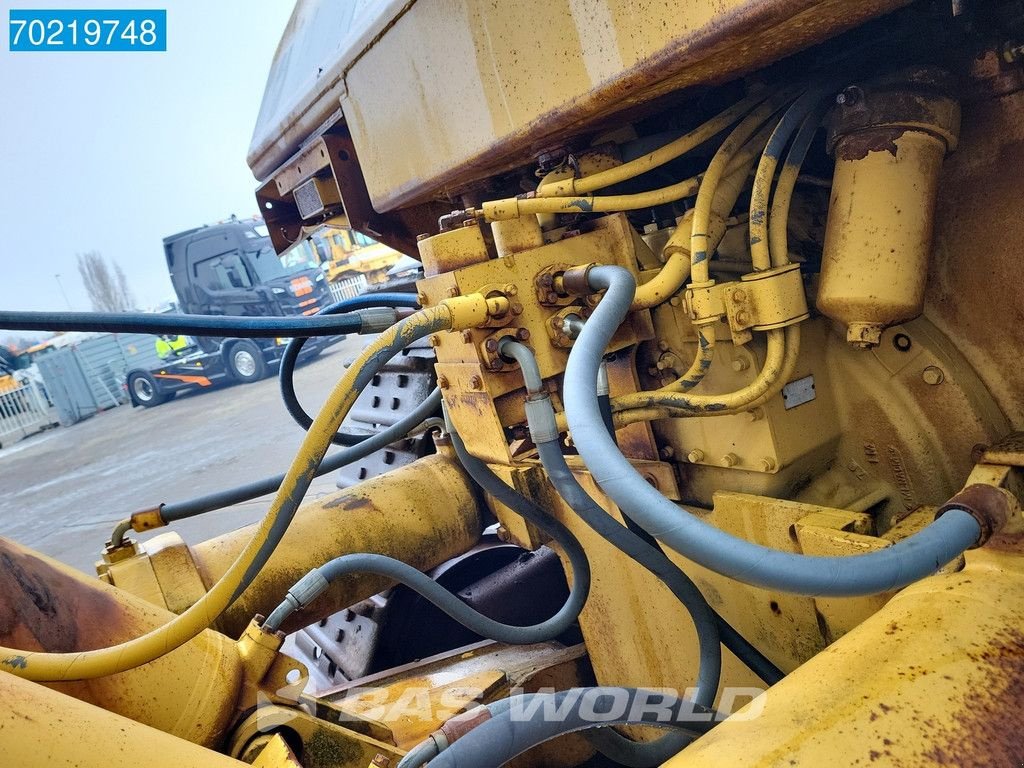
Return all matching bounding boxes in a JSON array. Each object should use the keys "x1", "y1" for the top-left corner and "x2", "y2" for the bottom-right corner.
[
  {"x1": 922, "y1": 366, "x2": 945, "y2": 385},
  {"x1": 485, "y1": 338, "x2": 499, "y2": 353},
  {"x1": 732, "y1": 289, "x2": 747, "y2": 303},
  {"x1": 511, "y1": 303, "x2": 524, "y2": 315},
  {"x1": 731, "y1": 357, "x2": 750, "y2": 372},
  {"x1": 735, "y1": 310, "x2": 750, "y2": 326},
  {"x1": 447, "y1": 287, "x2": 460, "y2": 298},
  {"x1": 428, "y1": 335, "x2": 441, "y2": 347},
  {"x1": 546, "y1": 291, "x2": 559, "y2": 303},
  {"x1": 759, "y1": 457, "x2": 777, "y2": 472},
  {"x1": 669, "y1": 296, "x2": 682, "y2": 307},
  {"x1": 496, "y1": 525, "x2": 511, "y2": 542},
  {"x1": 835, "y1": 85, "x2": 863, "y2": 106},
  {"x1": 470, "y1": 375, "x2": 483, "y2": 390},
  {"x1": 687, "y1": 449, "x2": 705, "y2": 463},
  {"x1": 504, "y1": 283, "x2": 518, "y2": 296},
  {"x1": 721, "y1": 453, "x2": 739, "y2": 468},
  {"x1": 660, "y1": 446, "x2": 675, "y2": 460},
  {"x1": 372, "y1": 754, "x2": 391, "y2": 767},
  {"x1": 657, "y1": 340, "x2": 670, "y2": 352},
  {"x1": 516, "y1": 328, "x2": 530, "y2": 340},
  {"x1": 417, "y1": 292, "x2": 429, "y2": 306}
]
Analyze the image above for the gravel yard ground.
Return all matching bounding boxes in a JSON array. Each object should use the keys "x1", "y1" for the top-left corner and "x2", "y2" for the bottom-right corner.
[{"x1": 0, "y1": 335, "x2": 370, "y2": 574}]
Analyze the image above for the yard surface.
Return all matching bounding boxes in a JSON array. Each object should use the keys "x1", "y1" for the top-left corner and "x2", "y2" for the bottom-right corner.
[{"x1": 0, "y1": 336, "x2": 369, "y2": 574}]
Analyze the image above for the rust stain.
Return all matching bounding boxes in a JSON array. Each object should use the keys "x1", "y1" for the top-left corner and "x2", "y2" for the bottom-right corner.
[
  {"x1": 921, "y1": 627, "x2": 1024, "y2": 766},
  {"x1": 836, "y1": 127, "x2": 905, "y2": 161}
]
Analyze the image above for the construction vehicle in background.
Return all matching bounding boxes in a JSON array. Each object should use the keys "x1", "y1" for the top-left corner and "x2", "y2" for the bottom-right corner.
[
  {"x1": 125, "y1": 216, "x2": 339, "y2": 407},
  {"x1": 312, "y1": 225, "x2": 403, "y2": 286},
  {"x1": 4, "y1": 2, "x2": 1024, "y2": 767},
  {"x1": 0, "y1": 346, "x2": 21, "y2": 392}
]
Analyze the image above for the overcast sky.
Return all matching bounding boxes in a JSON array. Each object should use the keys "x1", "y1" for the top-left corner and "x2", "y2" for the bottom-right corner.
[{"x1": 0, "y1": 1, "x2": 295, "y2": 314}]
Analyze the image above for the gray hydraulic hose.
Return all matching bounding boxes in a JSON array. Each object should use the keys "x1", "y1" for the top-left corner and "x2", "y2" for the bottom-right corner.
[
  {"x1": 563, "y1": 265, "x2": 983, "y2": 597},
  {"x1": 504, "y1": 337, "x2": 723, "y2": 766},
  {"x1": 110, "y1": 390, "x2": 444, "y2": 548},
  {"x1": 501, "y1": 339, "x2": 783, "y2": 688},
  {"x1": 502, "y1": 342, "x2": 721, "y2": 708},
  {"x1": 161, "y1": 390, "x2": 443, "y2": 523},
  {"x1": 263, "y1": 427, "x2": 591, "y2": 639},
  {"x1": 429, "y1": 687, "x2": 717, "y2": 768}
]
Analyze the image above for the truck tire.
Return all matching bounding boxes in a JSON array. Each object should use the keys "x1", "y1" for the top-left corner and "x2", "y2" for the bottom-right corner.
[
  {"x1": 127, "y1": 371, "x2": 170, "y2": 408},
  {"x1": 227, "y1": 340, "x2": 268, "y2": 383}
]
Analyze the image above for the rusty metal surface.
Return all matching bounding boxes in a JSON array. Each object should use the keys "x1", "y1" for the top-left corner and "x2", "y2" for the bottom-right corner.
[
  {"x1": 927, "y1": 88, "x2": 1024, "y2": 429},
  {"x1": 666, "y1": 547, "x2": 1024, "y2": 767},
  {"x1": 0, "y1": 537, "x2": 243, "y2": 747},
  {"x1": 339, "y1": 0, "x2": 908, "y2": 212}
]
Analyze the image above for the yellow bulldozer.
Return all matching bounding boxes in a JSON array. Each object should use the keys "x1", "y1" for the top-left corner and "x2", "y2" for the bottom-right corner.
[
  {"x1": 314, "y1": 226, "x2": 404, "y2": 286},
  {"x1": 2, "y1": 1, "x2": 1024, "y2": 767}
]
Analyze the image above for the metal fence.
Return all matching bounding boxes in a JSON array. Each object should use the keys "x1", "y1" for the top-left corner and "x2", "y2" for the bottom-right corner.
[
  {"x1": 0, "y1": 380, "x2": 55, "y2": 449},
  {"x1": 328, "y1": 274, "x2": 368, "y2": 304}
]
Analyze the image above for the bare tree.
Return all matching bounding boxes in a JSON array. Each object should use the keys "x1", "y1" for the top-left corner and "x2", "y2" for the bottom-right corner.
[{"x1": 76, "y1": 251, "x2": 136, "y2": 312}]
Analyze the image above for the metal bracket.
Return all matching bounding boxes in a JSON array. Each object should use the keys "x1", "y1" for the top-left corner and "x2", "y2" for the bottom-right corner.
[{"x1": 685, "y1": 263, "x2": 809, "y2": 345}]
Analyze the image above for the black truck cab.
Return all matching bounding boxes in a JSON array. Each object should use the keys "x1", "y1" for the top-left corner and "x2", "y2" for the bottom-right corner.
[
  {"x1": 126, "y1": 217, "x2": 338, "y2": 408},
  {"x1": 165, "y1": 216, "x2": 331, "y2": 333}
]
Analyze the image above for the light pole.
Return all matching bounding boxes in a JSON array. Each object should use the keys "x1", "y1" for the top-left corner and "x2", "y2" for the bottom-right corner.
[{"x1": 54, "y1": 274, "x2": 72, "y2": 311}]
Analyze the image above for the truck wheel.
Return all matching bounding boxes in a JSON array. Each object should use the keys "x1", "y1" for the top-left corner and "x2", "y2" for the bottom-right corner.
[
  {"x1": 128, "y1": 371, "x2": 169, "y2": 408},
  {"x1": 227, "y1": 340, "x2": 268, "y2": 383}
]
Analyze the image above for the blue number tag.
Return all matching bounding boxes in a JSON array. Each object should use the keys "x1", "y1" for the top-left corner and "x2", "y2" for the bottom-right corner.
[{"x1": 9, "y1": 9, "x2": 166, "y2": 52}]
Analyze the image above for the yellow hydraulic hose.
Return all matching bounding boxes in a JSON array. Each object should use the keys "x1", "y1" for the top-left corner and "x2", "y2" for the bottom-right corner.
[
  {"x1": 610, "y1": 328, "x2": 786, "y2": 414},
  {"x1": 631, "y1": 121, "x2": 776, "y2": 310},
  {"x1": 555, "y1": 326, "x2": 800, "y2": 432},
  {"x1": 481, "y1": 175, "x2": 701, "y2": 222},
  {"x1": 0, "y1": 296, "x2": 495, "y2": 682},
  {"x1": 535, "y1": 92, "x2": 766, "y2": 198},
  {"x1": 690, "y1": 91, "x2": 796, "y2": 285}
]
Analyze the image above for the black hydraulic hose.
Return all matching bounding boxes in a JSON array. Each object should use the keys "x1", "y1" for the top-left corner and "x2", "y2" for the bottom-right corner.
[
  {"x1": 502, "y1": 339, "x2": 783, "y2": 690},
  {"x1": 428, "y1": 688, "x2": 718, "y2": 768},
  {"x1": 0, "y1": 309, "x2": 371, "y2": 337},
  {"x1": 536, "y1": 439, "x2": 715, "y2": 766},
  {"x1": 537, "y1": 435, "x2": 783, "y2": 701},
  {"x1": 262, "y1": 427, "x2": 591, "y2": 639},
  {"x1": 278, "y1": 293, "x2": 422, "y2": 445},
  {"x1": 563, "y1": 265, "x2": 984, "y2": 597},
  {"x1": 597, "y1": 393, "x2": 616, "y2": 439},
  {"x1": 717, "y1": 617, "x2": 784, "y2": 685},
  {"x1": 748, "y1": 88, "x2": 827, "y2": 270},
  {"x1": 159, "y1": 389, "x2": 443, "y2": 523}
]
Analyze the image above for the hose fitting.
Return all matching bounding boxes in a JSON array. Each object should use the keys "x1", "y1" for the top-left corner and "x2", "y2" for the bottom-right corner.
[
  {"x1": 561, "y1": 264, "x2": 596, "y2": 296},
  {"x1": 525, "y1": 395, "x2": 559, "y2": 445},
  {"x1": 936, "y1": 484, "x2": 1019, "y2": 546}
]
